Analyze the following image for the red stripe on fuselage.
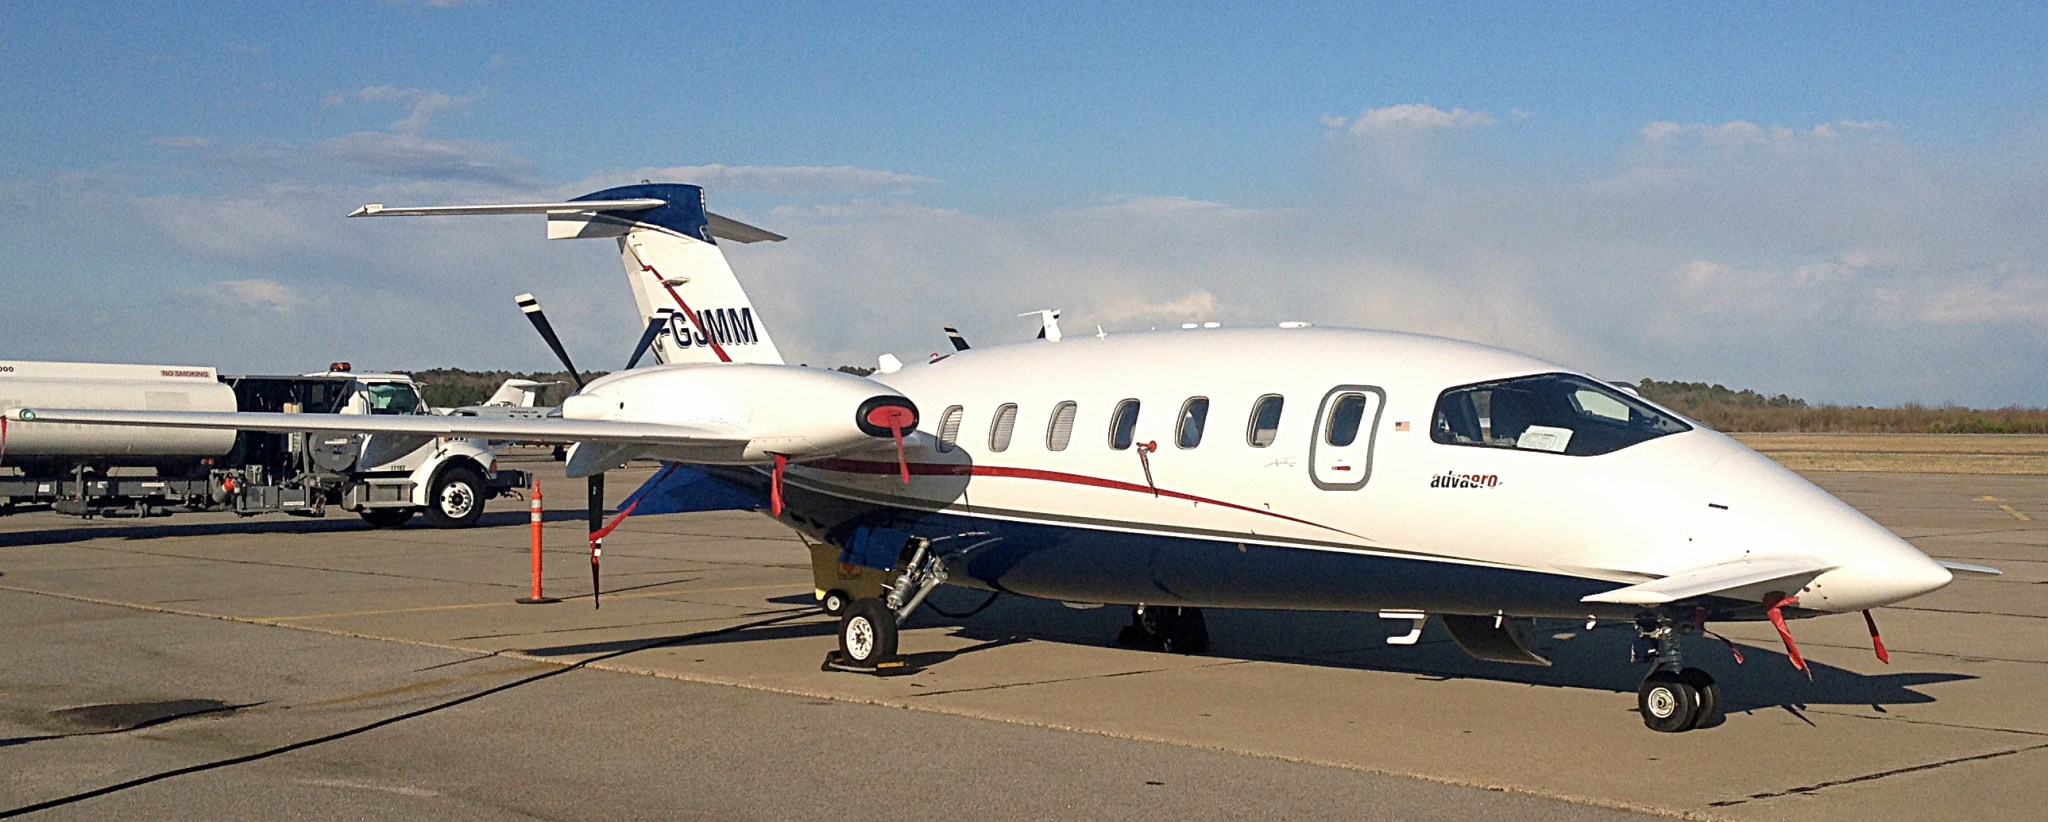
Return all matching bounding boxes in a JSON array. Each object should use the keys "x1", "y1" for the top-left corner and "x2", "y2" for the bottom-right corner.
[{"x1": 806, "y1": 458, "x2": 1353, "y2": 536}]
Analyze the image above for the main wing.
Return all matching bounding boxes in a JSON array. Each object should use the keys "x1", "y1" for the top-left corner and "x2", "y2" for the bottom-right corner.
[{"x1": 7, "y1": 408, "x2": 744, "y2": 467}]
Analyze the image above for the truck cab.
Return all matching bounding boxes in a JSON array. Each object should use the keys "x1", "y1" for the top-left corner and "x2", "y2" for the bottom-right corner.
[{"x1": 292, "y1": 364, "x2": 528, "y2": 528}]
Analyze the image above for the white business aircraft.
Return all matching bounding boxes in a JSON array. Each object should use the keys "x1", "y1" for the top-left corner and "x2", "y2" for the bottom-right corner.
[
  {"x1": 8, "y1": 183, "x2": 1995, "y2": 733},
  {"x1": 436, "y1": 379, "x2": 558, "y2": 418}
]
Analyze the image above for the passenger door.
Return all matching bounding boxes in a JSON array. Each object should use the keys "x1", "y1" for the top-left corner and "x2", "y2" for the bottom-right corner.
[{"x1": 1309, "y1": 386, "x2": 1385, "y2": 490}]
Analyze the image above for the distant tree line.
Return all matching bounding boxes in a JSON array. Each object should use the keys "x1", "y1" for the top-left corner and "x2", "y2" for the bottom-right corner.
[
  {"x1": 1633, "y1": 379, "x2": 2048, "y2": 434},
  {"x1": 399, "y1": 368, "x2": 598, "y2": 409}
]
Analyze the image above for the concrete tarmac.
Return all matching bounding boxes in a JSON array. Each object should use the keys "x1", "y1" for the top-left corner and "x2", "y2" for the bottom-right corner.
[{"x1": 1, "y1": 460, "x2": 2042, "y2": 820}]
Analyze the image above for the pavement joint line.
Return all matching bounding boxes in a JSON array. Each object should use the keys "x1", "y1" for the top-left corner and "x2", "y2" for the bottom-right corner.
[
  {"x1": 273, "y1": 582, "x2": 801, "y2": 621},
  {"x1": 905, "y1": 659, "x2": 1256, "y2": 698},
  {"x1": 1888, "y1": 604, "x2": 2048, "y2": 621},
  {"x1": 1704, "y1": 740, "x2": 2048, "y2": 808},
  {"x1": 1800, "y1": 704, "x2": 2048, "y2": 739},
  {"x1": 50, "y1": 542, "x2": 522, "y2": 590},
  {"x1": 567, "y1": 655, "x2": 1705, "y2": 821},
  {"x1": 0, "y1": 579, "x2": 1701, "y2": 819}
]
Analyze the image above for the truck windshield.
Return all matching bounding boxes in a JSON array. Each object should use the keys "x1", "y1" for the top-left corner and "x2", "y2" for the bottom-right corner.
[
  {"x1": 1431, "y1": 373, "x2": 1690, "y2": 456},
  {"x1": 364, "y1": 383, "x2": 423, "y2": 415}
]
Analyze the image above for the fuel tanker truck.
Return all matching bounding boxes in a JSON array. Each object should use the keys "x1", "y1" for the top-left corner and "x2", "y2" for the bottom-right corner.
[{"x1": 0, "y1": 360, "x2": 527, "y2": 527}]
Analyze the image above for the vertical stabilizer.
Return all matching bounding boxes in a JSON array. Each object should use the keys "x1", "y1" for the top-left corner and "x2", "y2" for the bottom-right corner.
[
  {"x1": 567, "y1": 184, "x2": 784, "y2": 366},
  {"x1": 348, "y1": 182, "x2": 786, "y2": 367}
]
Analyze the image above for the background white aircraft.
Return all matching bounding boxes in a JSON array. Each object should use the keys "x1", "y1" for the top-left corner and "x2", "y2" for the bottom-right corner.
[{"x1": 7, "y1": 183, "x2": 1996, "y2": 733}]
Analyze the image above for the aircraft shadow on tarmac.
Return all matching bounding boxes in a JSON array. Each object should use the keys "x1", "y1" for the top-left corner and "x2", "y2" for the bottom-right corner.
[
  {"x1": 932, "y1": 592, "x2": 1975, "y2": 718},
  {"x1": 514, "y1": 587, "x2": 1971, "y2": 723}
]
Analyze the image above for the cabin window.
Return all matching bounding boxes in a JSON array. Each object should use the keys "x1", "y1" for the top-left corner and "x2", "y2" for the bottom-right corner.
[
  {"x1": 989, "y1": 403, "x2": 1018, "y2": 452},
  {"x1": 1109, "y1": 399, "x2": 1141, "y2": 450},
  {"x1": 1324, "y1": 393, "x2": 1369, "y2": 447},
  {"x1": 1047, "y1": 401, "x2": 1077, "y2": 451},
  {"x1": 936, "y1": 405, "x2": 964, "y2": 453},
  {"x1": 1247, "y1": 394, "x2": 1284, "y2": 447},
  {"x1": 1431, "y1": 373, "x2": 1690, "y2": 456},
  {"x1": 1176, "y1": 397, "x2": 1209, "y2": 448}
]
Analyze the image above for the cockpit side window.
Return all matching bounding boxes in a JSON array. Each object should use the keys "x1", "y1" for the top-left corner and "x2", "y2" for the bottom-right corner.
[{"x1": 1431, "y1": 373, "x2": 1689, "y2": 456}]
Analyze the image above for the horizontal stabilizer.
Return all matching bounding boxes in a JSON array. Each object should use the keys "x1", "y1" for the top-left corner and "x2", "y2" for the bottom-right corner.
[
  {"x1": 349, "y1": 198, "x2": 781, "y2": 243},
  {"x1": 349, "y1": 199, "x2": 666, "y2": 218},
  {"x1": 1581, "y1": 556, "x2": 1835, "y2": 606},
  {"x1": 1939, "y1": 561, "x2": 2003, "y2": 578},
  {"x1": 705, "y1": 213, "x2": 786, "y2": 244},
  {"x1": 9, "y1": 408, "x2": 746, "y2": 450}
]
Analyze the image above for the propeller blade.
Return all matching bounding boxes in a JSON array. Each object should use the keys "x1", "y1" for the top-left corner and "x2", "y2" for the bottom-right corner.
[
  {"x1": 625, "y1": 309, "x2": 672, "y2": 370},
  {"x1": 588, "y1": 473, "x2": 604, "y2": 609},
  {"x1": 517, "y1": 293, "x2": 586, "y2": 390}
]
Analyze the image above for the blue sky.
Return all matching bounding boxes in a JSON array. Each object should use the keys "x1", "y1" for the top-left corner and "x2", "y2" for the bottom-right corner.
[{"x1": 4, "y1": 2, "x2": 2048, "y2": 404}]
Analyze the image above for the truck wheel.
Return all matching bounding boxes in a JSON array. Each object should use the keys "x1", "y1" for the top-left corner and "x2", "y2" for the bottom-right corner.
[
  {"x1": 423, "y1": 464, "x2": 487, "y2": 529},
  {"x1": 360, "y1": 508, "x2": 415, "y2": 529}
]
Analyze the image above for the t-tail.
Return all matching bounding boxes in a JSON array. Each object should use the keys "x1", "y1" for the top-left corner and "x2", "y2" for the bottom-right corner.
[{"x1": 350, "y1": 183, "x2": 786, "y2": 366}]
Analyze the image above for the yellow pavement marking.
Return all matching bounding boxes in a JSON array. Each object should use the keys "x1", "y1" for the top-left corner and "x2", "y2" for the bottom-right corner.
[
  {"x1": 1998, "y1": 504, "x2": 2032, "y2": 522},
  {"x1": 278, "y1": 582, "x2": 800, "y2": 621}
]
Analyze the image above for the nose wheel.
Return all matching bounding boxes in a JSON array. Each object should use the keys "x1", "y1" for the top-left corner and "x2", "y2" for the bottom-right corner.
[{"x1": 1633, "y1": 616, "x2": 1724, "y2": 732}]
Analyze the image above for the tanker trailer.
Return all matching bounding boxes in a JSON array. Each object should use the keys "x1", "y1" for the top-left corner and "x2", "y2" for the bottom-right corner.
[{"x1": 0, "y1": 361, "x2": 238, "y2": 478}]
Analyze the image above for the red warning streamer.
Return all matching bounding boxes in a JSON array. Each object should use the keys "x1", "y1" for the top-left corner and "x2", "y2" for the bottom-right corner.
[
  {"x1": 771, "y1": 453, "x2": 788, "y2": 516},
  {"x1": 1863, "y1": 610, "x2": 1891, "y2": 664},
  {"x1": 1764, "y1": 593, "x2": 1810, "y2": 678},
  {"x1": 1135, "y1": 440, "x2": 1159, "y2": 497}
]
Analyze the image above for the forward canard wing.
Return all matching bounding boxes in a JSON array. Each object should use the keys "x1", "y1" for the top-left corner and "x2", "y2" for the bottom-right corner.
[{"x1": 1580, "y1": 556, "x2": 1836, "y2": 606}]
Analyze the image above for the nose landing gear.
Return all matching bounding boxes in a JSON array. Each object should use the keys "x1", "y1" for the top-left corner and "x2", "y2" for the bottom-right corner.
[
  {"x1": 825, "y1": 538, "x2": 947, "y2": 675},
  {"x1": 1633, "y1": 616, "x2": 1723, "y2": 732}
]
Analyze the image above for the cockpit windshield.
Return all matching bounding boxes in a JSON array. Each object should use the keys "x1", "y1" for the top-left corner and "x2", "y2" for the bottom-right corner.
[
  {"x1": 364, "y1": 383, "x2": 424, "y2": 416},
  {"x1": 1432, "y1": 373, "x2": 1690, "y2": 456}
]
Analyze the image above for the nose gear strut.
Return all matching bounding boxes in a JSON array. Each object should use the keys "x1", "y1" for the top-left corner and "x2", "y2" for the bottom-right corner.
[
  {"x1": 825, "y1": 537, "x2": 948, "y2": 674},
  {"x1": 1632, "y1": 614, "x2": 1724, "y2": 733}
]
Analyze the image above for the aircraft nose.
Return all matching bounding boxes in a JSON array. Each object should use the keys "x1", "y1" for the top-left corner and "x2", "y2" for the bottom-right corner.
[
  {"x1": 1808, "y1": 546, "x2": 1952, "y2": 612},
  {"x1": 1696, "y1": 447, "x2": 1954, "y2": 612}
]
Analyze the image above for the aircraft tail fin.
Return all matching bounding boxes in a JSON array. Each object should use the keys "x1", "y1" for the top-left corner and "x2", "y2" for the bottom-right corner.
[
  {"x1": 483, "y1": 379, "x2": 554, "y2": 407},
  {"x1": 350, "y1": 183, "x2": 785, "y2": 366}
]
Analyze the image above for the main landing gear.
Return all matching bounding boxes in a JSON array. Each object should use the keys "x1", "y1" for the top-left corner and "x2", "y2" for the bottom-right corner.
[
  {"x1": 827, "y1": 538, "x2": 947, "y2": 674},
  {"x1": 1633, "y1": 616, "x2": 1723, "y2": 732},
  {"x1": 1116, "y1": 604, "x2": 1211, "y2": 654}
]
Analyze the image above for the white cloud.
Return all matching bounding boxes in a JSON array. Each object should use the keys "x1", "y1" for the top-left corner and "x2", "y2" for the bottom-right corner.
[
  {"x1": 321, "y1": 85, "x2": 483, "y2": 134},
  {"x1": 1642, "y1": 118, "x2": 1895, "y2": 145},
  {"x1": 1093, "y1": 289, "x2": 1223, "y2": 323},
  {"x1": 1325, "y1": 103, "x2": 1497, "y2": 136},
  {"x1": 181, "y1": 279, "x2": 307, "y2": 313}
]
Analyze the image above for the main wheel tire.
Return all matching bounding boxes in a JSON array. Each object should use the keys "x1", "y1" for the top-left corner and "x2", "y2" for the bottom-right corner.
[
  {"x1": 1680, "y1": 668, "x2": 1723, "y2": 730},
  {"x1": 422, "y1": 464, "x2": 488, "y2": 529},
  {"x1": 821, "y1": 589, "x2": 850, "y2": 617},
  {"x1": 1639, "y1": 671, "x2": 1700, "y2": 733},
  {"x1": 359, "y1": 507, "x2": 415, "y2": 529},
  {"x1": 838, "y1": 598, "x2": 899, "y2": 668}
]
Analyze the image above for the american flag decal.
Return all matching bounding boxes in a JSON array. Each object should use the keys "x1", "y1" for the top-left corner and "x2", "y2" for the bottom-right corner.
[{"x1": 1394, "y1": 421, "x2": 1411, "y2": 432}]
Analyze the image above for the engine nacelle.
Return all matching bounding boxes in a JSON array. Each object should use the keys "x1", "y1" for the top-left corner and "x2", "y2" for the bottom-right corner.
[{"x1": 562, "y1": 364, "x2": 916, "y2": 464}]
